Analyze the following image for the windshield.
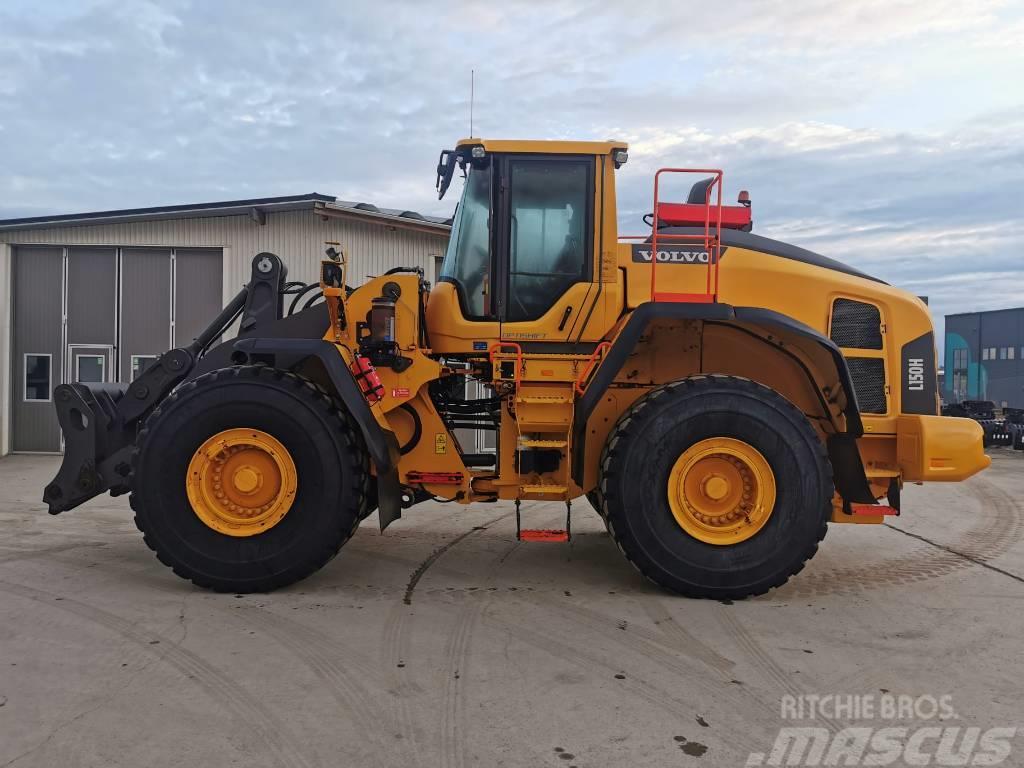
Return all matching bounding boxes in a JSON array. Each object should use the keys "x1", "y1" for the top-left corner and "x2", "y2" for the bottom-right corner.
[{"x1": 439, "y1": 164, "x2": 491, "y2": 318}]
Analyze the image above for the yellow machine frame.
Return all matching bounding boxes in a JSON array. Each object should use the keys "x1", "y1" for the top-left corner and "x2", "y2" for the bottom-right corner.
[{"x1": 314, "y1": 138, "x2": 987, "y2": 528}]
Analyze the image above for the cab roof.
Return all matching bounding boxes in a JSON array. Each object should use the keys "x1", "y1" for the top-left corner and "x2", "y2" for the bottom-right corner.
[{"x1": 455, "y1": 138, "x2": 627, "y2": 155}]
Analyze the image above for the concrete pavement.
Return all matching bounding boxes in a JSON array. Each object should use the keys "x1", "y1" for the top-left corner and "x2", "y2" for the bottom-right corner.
[{"x1": 1, "y1": 451, "x2": 1022, "y2": 767}]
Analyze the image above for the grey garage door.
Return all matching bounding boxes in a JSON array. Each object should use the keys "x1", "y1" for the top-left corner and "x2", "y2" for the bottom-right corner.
[
  {"x1": 11, "y1": 246, "x2": 63, "y2": 452},
  {"x1": 11, "y1": 246, "x2": 222, "y2": 452}
]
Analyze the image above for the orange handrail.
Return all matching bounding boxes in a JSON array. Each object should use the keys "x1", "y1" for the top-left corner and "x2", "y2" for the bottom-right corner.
[
  {"x1": 621, "y1": 167, "x2": 724, "y2": 305},
  {"x1": 575, "y1": 341, "x2": 612, "y2": 395},
  {"x1": 489, "y1": 342, "x2": 524, "y2": 388}
]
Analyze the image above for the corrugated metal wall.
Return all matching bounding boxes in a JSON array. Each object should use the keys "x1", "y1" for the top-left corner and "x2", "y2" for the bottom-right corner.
[
  {"x1": 0, "y1": 209, "x2": 449, "y2": 454},
  {"x1": 0, "y1": 209, "x2": 449, "y2": 302}
]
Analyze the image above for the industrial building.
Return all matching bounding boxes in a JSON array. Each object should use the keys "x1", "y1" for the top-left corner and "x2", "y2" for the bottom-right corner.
[
  {"x1": 0, "y1": 194, "x2": 450, "y2": 455},
  {"x1": 944, "y1": 306, "x2": 1024, "y2": 408}
]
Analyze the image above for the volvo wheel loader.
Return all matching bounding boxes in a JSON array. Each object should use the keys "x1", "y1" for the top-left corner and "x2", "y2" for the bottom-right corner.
[{"x1": 43, "y1": 138, "x2": 990, "y2": 598}]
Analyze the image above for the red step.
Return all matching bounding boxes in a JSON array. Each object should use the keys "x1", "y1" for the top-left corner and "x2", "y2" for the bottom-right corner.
[
  {"x1": 850, "y1": 504, "x2": 899, "y2": 516},
  {"x1": 405, "y1": 471, "x2": 464, "y2": 485},
  {"x1": 518, "y1": 529, "x2": 569, "y2": 543}
]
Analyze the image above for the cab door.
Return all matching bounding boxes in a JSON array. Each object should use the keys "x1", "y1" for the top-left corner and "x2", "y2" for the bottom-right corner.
[{"x1": 497, "y1": 155, "x2": 600, "y2": 345}]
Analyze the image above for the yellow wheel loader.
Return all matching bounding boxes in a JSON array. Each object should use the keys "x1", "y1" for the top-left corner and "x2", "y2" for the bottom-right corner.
[{"x1": 43, "y1": 138, "x2": 990, "y2": 598}]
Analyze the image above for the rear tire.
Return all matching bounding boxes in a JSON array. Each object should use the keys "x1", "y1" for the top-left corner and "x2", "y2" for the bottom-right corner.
[
  {"x1": 602, "y1": 375, "x2": 832, "y2": 599},
  {"x1": 130, "y1": 366, "x2": 370, "y2": 592}
]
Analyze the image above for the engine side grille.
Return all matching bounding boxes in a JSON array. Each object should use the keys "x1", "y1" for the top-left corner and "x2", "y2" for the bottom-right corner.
[
  {"x1": 830, "y1": 299, "x2": 882, "y2": 350},
  {"x1": 846, "y1": 358, "x2": 887, "y2": 414}
]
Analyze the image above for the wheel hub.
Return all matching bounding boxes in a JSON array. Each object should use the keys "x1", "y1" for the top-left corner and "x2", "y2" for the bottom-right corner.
[
  {"x1": 231, "y1": 466, "x2": 262, "y2": 494},
  {"x1": 186, "y1": 428, "x2": 298, "y2": 537},
  {"x1": 702, "y1": 475, "x2": 729, "y2": 501},
  {"x1": 667, "y1": 437, "x2": 776, "y2": 545}
]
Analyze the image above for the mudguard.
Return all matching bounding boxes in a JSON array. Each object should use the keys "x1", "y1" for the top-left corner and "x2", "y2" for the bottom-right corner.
[
  {"x1": 571, "y1": 301, "x2": 875, "y2": 505},
  {"x1": 230, "y1": 337, "x2": 404, "y2": 529}
]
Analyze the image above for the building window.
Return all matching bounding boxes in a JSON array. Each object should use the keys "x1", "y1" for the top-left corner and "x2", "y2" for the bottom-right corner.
[
  {"x1": 982, "y1": 348, "x2": 989, "y2": 360},
  {"x1": 76, "y1": 355, "x2": 105, "y2": 384},
  {"x1": 1010, "y1": 347, "x2": 1016, "y2": 360},
  {"x1": 991, "y1": 347, "x2": 997, "y2": 359},
  {"x1": 951, "y1": 347, "x2": 969, "y2": 401},
  {"x1": 24, "y1": 354, "x2": 52, "y2": 402},
  {"x1": 1000, "y1": 347, "x2": 1008, "y2": 360},
  {"x1": 131, "y1": 355, "x2": 158, "y2": 381}
]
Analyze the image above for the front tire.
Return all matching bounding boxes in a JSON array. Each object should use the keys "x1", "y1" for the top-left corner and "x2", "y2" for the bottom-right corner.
[
  {"x1": 130, "y1": 366, "x2": 370, "y2": 592},
  {"x1": 601, "y1": 375, "x2": 832, "y2": 599}
]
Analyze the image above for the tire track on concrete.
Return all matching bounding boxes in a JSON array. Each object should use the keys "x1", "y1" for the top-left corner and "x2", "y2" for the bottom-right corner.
[
  {"x1": 519, "y1": 594, "x2": 776, "y2": 753},
  {"x1": 716, "y1": 608, "x2": 844, "y2": 735},
  {"x1": 238, "y1": 607, "x2": 403, "y2": 768},
  {"x1": 481, "y1": 602, "x2": 767, "y2": 755},
  {"x1": 403, "y1": 512, "x2": 512, "y2": 606},
  {"x1": 0, "y1": 579, "x2": 316, "y2": 768},
  {"x1": 639, "y1": 599, "x2": 736, "y2": 673},
  {"x1": 381, "y1": 511, "x2": 512, "y2": 767},
  {"x1": 885, "y1": 524, "x2": 1024, "y2": 584},
  {"x1": 438, "y1": 538, "x2": 521, "y2": 768},
  {"x1": 436, "y1": 501, "x2": 564, "y2": 768},
  {"x1": 542, "y1": 594, "x2": 744, "y2": 684},
  {"x1": 0, "y1": 541, "x2": 108, "y2": 565},
  {"x1": 787, "y1": 477, "x2": 1022, "y2": 597}
]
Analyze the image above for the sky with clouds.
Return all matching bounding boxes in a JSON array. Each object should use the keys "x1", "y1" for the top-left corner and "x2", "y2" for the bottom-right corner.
[{"x1": 1, "y1": 0, "x2": 1023, "y2": 349}]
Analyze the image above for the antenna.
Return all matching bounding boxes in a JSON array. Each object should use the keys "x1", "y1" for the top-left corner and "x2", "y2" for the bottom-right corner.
[{"x1": 470, "y1": 69, "x2": 474, "y2": 138}]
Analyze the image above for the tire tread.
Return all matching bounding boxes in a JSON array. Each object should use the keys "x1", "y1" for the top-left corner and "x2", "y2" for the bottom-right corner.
[{"x1": 599, "y1": 374, "x2": 832, "y2": 599}]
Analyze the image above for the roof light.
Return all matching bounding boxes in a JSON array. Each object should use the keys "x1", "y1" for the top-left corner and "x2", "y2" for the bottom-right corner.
[
  {"x1": 612, "y1": 149, "x2": 628, "y2": 167},
  {"x1": 737, "y1": 190, "x2": 751, "y2": 207},
  {"x1": 471, "y1": 146, "x2": 486, "y2": 159}
]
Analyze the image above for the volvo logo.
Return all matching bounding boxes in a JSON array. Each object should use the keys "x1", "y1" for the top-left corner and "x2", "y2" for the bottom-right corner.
[{"x1": 630, "y1": 244, "x2": 723, "y2": 264}]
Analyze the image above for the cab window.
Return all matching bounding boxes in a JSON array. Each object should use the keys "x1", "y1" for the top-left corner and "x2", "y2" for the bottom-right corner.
[
  {"x1": 439, "y1": 165, "x2": 492, "y2": 318},
  {"x1": 505, "y1": 158, "x2": 591, "y2": 322}
]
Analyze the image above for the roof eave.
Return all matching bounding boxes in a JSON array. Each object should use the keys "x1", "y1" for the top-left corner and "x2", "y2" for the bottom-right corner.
[
  {"x1": 0, "y1": 197, "x2": 328, "y2": 232},
  {"x1": 315, "y1": 202, "x2": 451, "y2": 234}
]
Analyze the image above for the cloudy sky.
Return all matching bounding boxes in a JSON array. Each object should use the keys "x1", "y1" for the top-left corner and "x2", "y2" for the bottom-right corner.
[{"x1": 1, "y1": 0, "x2": 1022, "y2": 348}]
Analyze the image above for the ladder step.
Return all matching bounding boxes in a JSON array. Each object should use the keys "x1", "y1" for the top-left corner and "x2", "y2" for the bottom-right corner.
[
  {"x1": 850, "y1": 504, "x2": 899, "y2": 516},
  {"x1": 518, "y1": 439, "x2": 568, "y2": 448},
  {"x1": 519, "y1": 529, "x2": 569, "y2": 543},
  {"x1": 462, "y1": 452, "x2": 496, "y2": 467},
  {"x1": 520, "y1": 484, "x2": 568, "y2": 495},
  {"x1": 865, "y1": 468, "x2": 900, "y2": 478},
  {"x1": 517, "y1": 395, "x2": 572, "y2": 404},
  {"x1": 405, "y1": 471, "x2": 464, "y2": 485}
]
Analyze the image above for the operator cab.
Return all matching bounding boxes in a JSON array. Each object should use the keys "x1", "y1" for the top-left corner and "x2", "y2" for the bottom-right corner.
[{"x1": 428, "y1": 139, "x2": 626, "y2": 352}]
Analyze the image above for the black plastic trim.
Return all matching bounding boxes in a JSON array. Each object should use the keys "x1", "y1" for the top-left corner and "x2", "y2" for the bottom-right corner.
[
  {"x1": 231, "y1": 338, "x2": 394, "y2": 472},
  {"x1": 515, "y1": 341, "x2": 600, "y2": 355},
  {"x1": 731, "y1": 306, "x2": 865, "y2": 436},
  {"x1": 900, "y1": 331, "x2": 938, "y2": 415},
  {"x1": 828, "y1": 434, "x2": 877, "y2": 505},
  {"x1": 655, "y1": 226, "x2": 886, "y2": 284}
]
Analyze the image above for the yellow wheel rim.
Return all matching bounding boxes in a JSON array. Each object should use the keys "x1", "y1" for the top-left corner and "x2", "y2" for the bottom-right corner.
[
  {"x1": 667, "y1": 437, "x2": 776, "y2": 546},
  {"x1": 186, "y1": 428, "x2": 298, "y2": 537}
]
